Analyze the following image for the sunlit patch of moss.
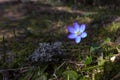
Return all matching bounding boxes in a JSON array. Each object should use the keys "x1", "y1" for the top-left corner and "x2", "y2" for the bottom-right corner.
[
  {"x1": 93, "y1": 21, "x2": 120, "y2": 41},
  {"x1": 105, "y1": 22, "x2": 120, "y2": 33},
  {"x1": 75, "y1": 16, "x2": 93, "y2": 24},
  {"x1": 102, "y1": 45, "x2": 118, "y2": 57}
]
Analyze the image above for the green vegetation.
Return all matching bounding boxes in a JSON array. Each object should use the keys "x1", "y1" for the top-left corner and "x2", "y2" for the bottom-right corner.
[{"x1": 0, "y1": 1, "x2": 120, "y2": 80}]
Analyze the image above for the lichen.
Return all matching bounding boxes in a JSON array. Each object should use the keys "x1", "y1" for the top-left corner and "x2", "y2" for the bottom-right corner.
[{"x1": 29, "y1": 42, "x2": 64, "y2": 62}]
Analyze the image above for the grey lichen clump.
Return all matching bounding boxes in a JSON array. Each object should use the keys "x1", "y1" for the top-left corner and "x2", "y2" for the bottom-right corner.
[{"x1": 29, "y1": 42, "x2": 64, "y2": 63}]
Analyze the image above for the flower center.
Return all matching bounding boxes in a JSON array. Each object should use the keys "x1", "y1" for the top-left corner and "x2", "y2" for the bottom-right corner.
[{"x1": 76, "y1": 31, "x2": 81, "y2": 35}]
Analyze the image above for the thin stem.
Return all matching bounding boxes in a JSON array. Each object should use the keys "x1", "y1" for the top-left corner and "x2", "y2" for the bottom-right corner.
[
  {"x1": 53, "y1": 61, "x2": 66, "y2": 79},
  {"x1": 3, "y1": 34, "x2": 6, "y2": 63},
  {"x1": 0, "y1": 67, "x2": 30, "y2": 73},
  {"x1": 13, "y1": 28, "x2": 16, "y2": 38}
]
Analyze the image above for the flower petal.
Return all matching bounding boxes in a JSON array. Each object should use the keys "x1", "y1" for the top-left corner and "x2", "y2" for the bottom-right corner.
[
  {"x1": 73, "y1": 22, "x2": 80, "y2": 31},
  {"x1": 79, "y1": 24, "x2": 86, "y2": 33},
  {"x1": 80, "y1": 32, "x2": 87, "y2": 38},
  {"x1": 68, "y1": 34, "x2": 77, "y2": 39},
  {"x1": 67, "y1": 26, "x2": 76, "y2": 33},
  {"x1": 75, "y1": 36, "x2": 81, "y2": 43}
]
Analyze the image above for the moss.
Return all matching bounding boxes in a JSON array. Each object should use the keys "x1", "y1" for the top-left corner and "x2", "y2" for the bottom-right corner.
[
  {"x1": 95, "y1": 72, "x2": 104, "y2": 80},
  {"x1": 9, "y1": 42, "x2": 36, "y2": 68},
  {"x1": 103, "y1": 61, "x2": 120, "y2": 80}
]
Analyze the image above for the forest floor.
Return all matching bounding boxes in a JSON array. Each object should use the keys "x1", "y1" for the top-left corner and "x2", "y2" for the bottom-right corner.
[{"x1": 0, "y1": 1, "x2": 120, "y2": 80}]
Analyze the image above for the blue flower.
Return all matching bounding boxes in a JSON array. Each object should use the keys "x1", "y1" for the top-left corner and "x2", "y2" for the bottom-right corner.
[{"x1": 67, "y1": 22, "x2": 87, "y2": 44}]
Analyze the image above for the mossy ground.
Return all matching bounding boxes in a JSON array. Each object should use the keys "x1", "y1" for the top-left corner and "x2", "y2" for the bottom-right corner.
[{"x1": 0, "y1": 1, "x2": 120, "y2": 80}]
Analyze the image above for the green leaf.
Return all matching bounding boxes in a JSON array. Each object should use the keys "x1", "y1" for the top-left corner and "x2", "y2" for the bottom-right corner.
[
  {"x1": 90, "y1": 44, "x2": 100, "y2": 53},
  {"x1": 98, "y1": 58, "x2": 105, "y2": 66},
  {"x1": 85, "y1": 56, "x2": 92, "y2": 65},
  {"x1": 116, "y1": 47, "x2": 120, "y2": 53},
  {"x1": 63, "y1": 70, "x2": 78, "y2": 80},
  {"x1": 102, "y1": 37, "x2": 111, "y2": 45},
  {"x1": 39, "y1": 75, "x2": 47, "y2": 80},
  {"x1": 67, "y1": 74, "x2": 70, "y2": 80},
  {"x1": 82, "y1": 76, "x2": 89, "y2": 80},
  {"x1": 90, "y1": 47, "x2": 95, "y2": 52}
]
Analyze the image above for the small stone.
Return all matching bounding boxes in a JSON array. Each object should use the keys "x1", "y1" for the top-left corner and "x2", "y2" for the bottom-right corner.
[
  {"x1": 110, "y1": 56, "x2": 116, "y2": 62},
  {"x1": 110, "y1": 54, "x2": 120, "y2": 62}
]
